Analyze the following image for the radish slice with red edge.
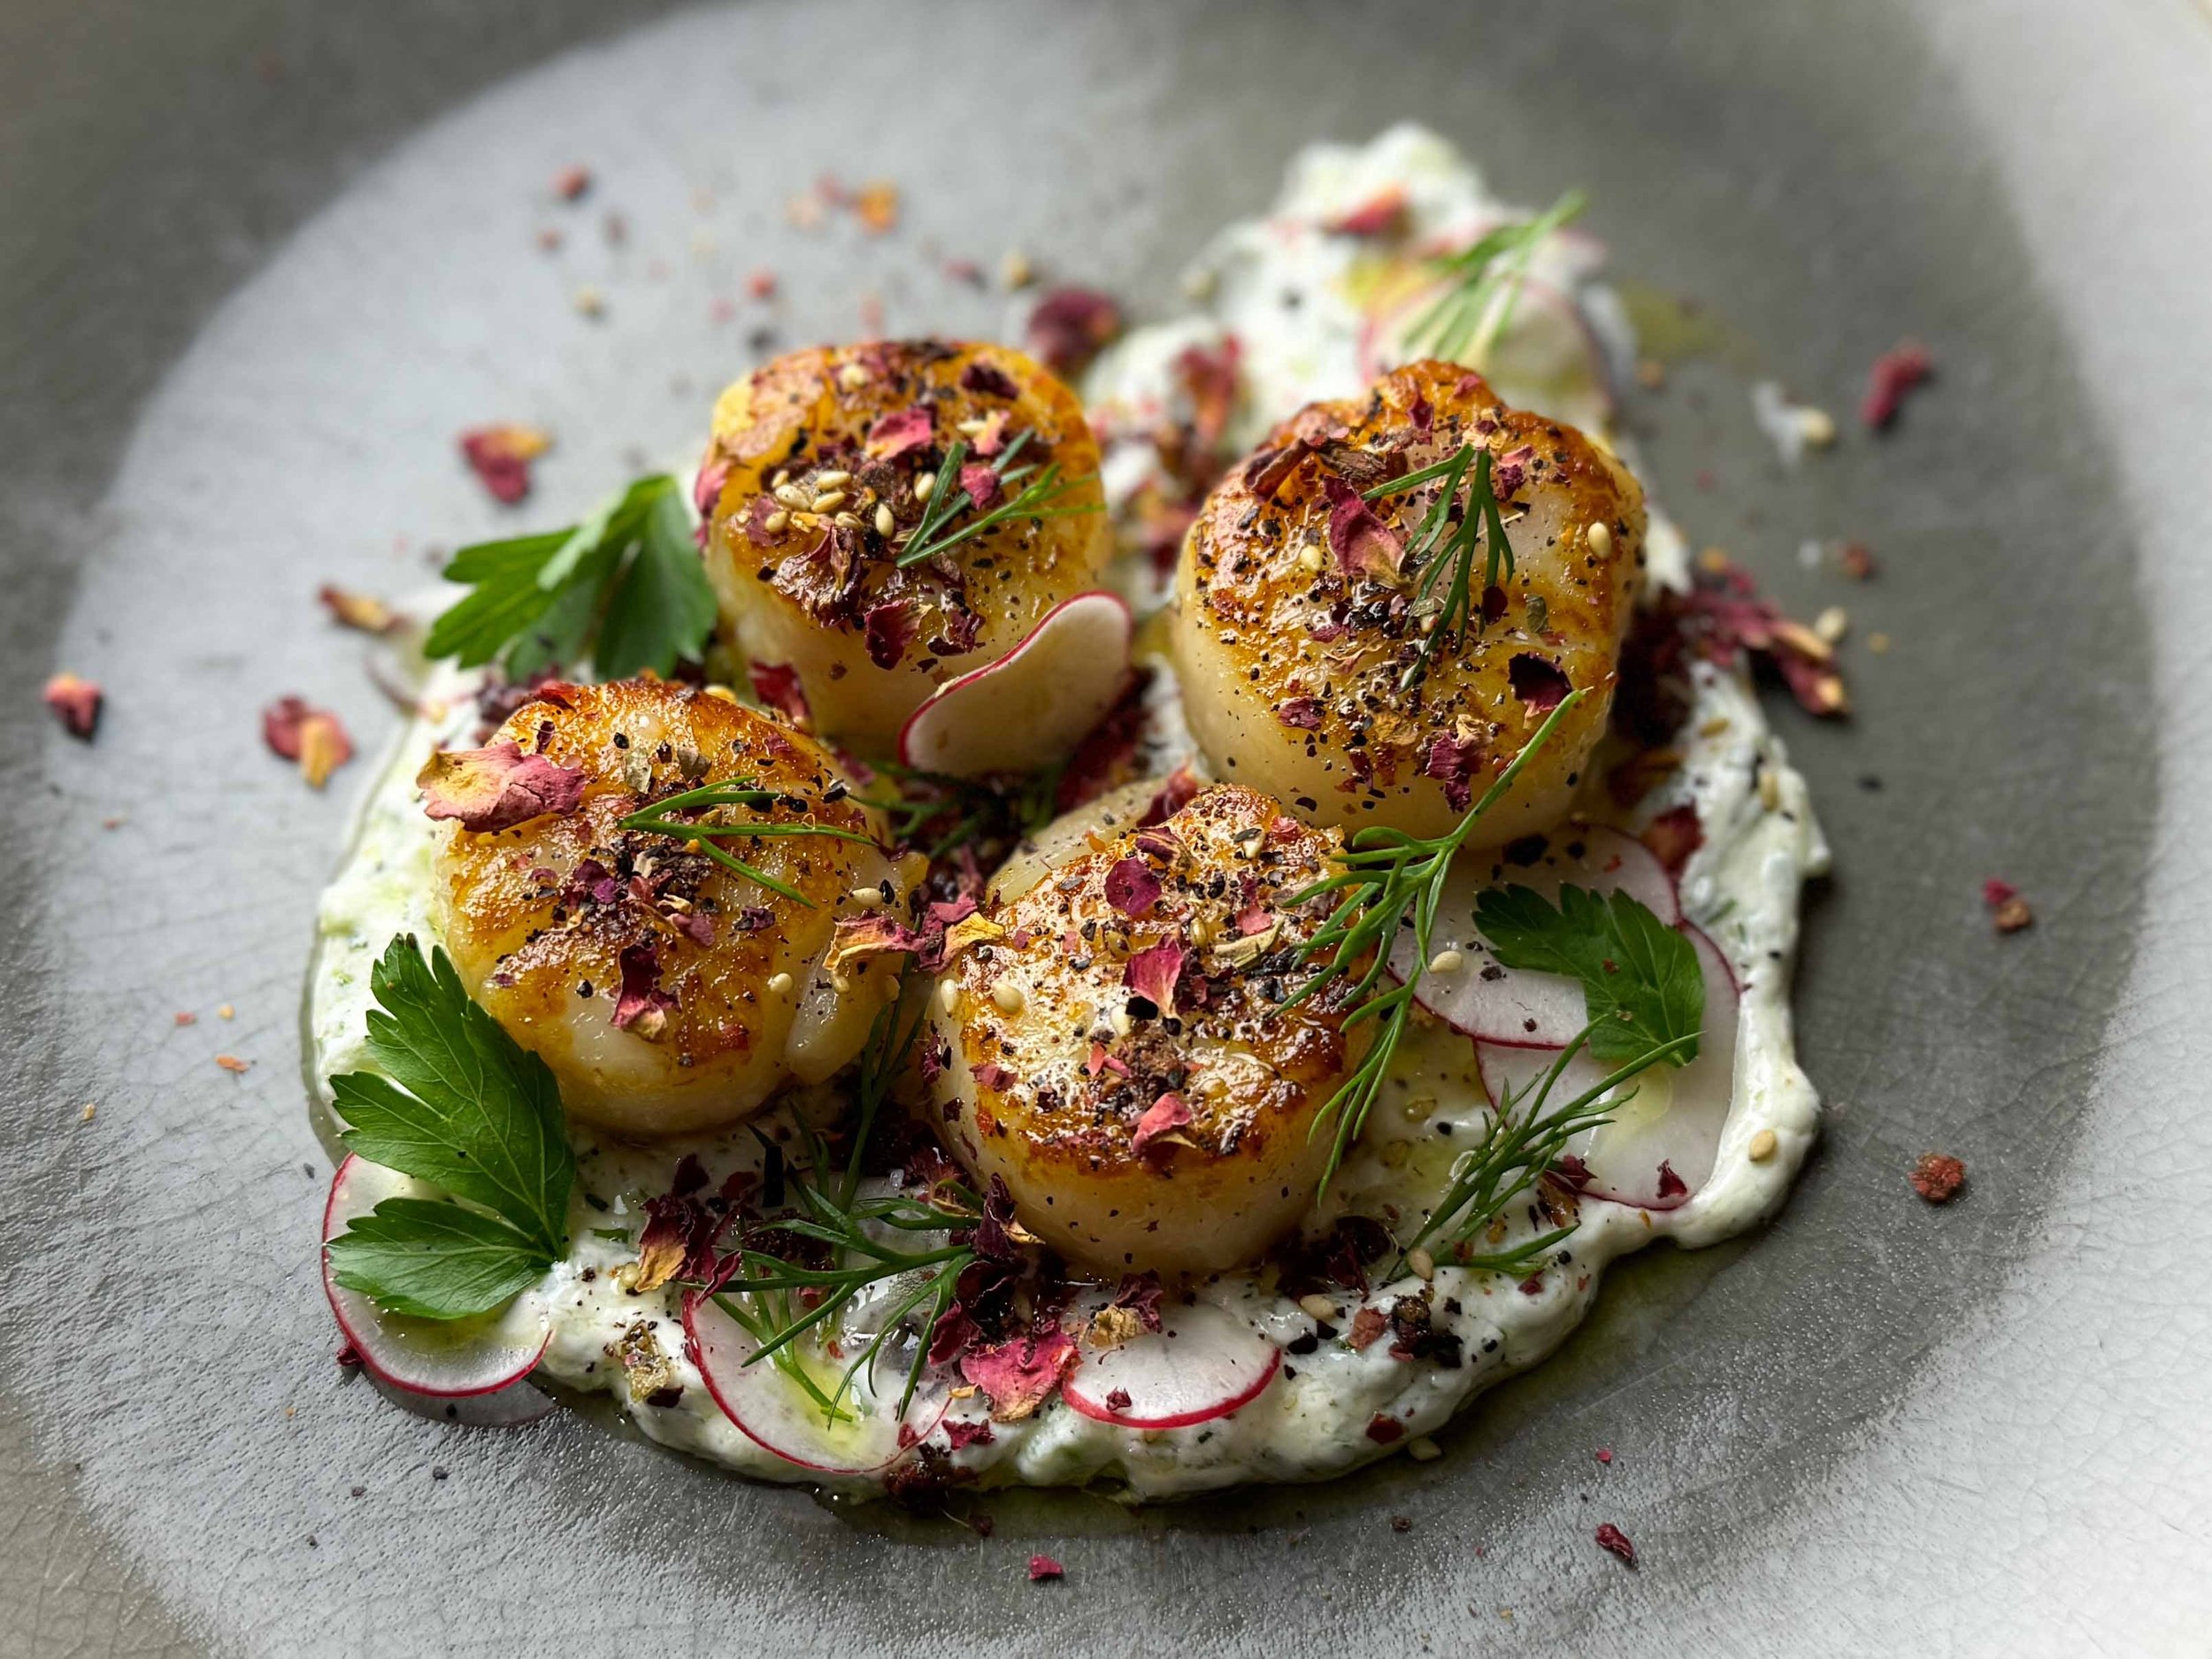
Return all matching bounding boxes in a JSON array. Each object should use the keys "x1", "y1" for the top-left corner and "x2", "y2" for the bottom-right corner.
[
  {"x1": 322, "y1": 1154, "x2": 550, "y2": 1398},
  {"x1": 684, "y1": 1288, "x2": 948, "y2": 1474},
  {"x1": 1063, "y1": 1301, "x2": 1281, "y2": 1429},
  {"x1": 1394, "y1": 824, "x2": 1679, "y2": 1047},
  {"x1": 1473, "y1": 924, "x2": 1740, "y2": 1210},
  {"x1": 897, "y1": 590, "x2": 1132, "y2": 777}
]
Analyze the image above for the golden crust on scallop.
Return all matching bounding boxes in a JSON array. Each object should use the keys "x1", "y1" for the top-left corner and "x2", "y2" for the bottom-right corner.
[
  {"x1": 699, "y1": 340, "x2": 1110, "y2": 756},
  {"x1": 1172, "y1": 360, "x2": 1646, "y2": 846},
  {"x1": 431, "y1": 679, "x2": 902, "y2": 1136},
  {"x1": 925, "y1": 782, "x2": 1364, "y2": 1273}
]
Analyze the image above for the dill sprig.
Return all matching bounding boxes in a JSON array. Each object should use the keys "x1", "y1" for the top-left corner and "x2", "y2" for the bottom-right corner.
[
  {"x1": 853, "y1": 759, "x2": 1068, "y2": 860},
  {"x1": 1402, "y1": 189, "x2": 1587, "y2": 368},
  {"x1": 617, "y1": 779, "x2": 879, "y2": 907},
  {"x1": 1363, "y1": 443, "x2": 1517, "y2": 691},
  {"x1": 1281, "y1": 690, "x2": 1587, "y2": 1188},
  {"x1": 894, "y1": 430, "x2": 1101, "y2": 569},
  {"x1": 709, "y1": 985, "x2": 979, "y2": 1420},
  {"x1": 1396, "y1": 1021, "x2": 1698, "y2": 1276}
]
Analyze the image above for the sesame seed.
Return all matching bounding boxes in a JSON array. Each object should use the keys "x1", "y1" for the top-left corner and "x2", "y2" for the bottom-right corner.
[
  {"x1": 875, "y1": 503, "x2": 895, "y2": 536},
  {"x1": 1748, "y1": 1128, "x2": 1778, "y2": 1162},
  {"x1": 993, "y1": 981, "x2": 1026, "y2": 1015},
  {"x1": 833, "y1": 511, "x2": 862, "y2": 529},
  {"x1": 764, "y1": 510, "x2": 789, "y2": 534},
  {"x1": 767, "y1": 972, "x2": 794, "y2": 996},
  {"x1": 1407, "y1": 1247, "x2": 1436, "y2": 1281},
  {"x1": 1407, "y1": 1436, "x2": 1443, "y2": 1462},
  {"x1": 811, "y1": 490, "x2": 848, "y2": 515},
  {"x1": 837, "y1": 363, "x2": 869, "y2": 390},
  {"x1": 1757, "y1": 769, "x2": 1782, "y2": 811},
  {"x1": 1296, "y1": 544, "x2": 1325, "y2": 575},
  {"x1": 1428, "y1": 949, "x2": 1464, "y2": 975},
  {"x1": 1587, "y1": 520, "x2": 1613, "y2": 557},
  {"x1": 1813, "y1": 605, "x2": 1849, "y2": 645},
  {"x1": 914, "y1": 472, "x2": 937, "y2": 502},
  {"x1": 1868, "y1": 631, "x2": 1891, "y2": 654},
  {"x1": 773, "y1": 484, "x2": 810, "y2": 510},
  {"x1": 814, "y1": 469, "x2": 852, "y2": 489},
  {"x1": 849, "y1": 886, "x2": 886, "y2": 908},
  {"x1": 1001, "y1": 250, "x2": 1033, "y2": 289},
  {"x1": 938, "y1": 979, "x2": 960, "y2": 1014},
  {"x1": 1298, "y1": 1294, "x2": 1337, "y2": 1321}
]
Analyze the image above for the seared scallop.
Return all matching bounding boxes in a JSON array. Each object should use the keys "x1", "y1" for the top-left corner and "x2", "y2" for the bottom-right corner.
[
  {"x1": 925, "y1": 782, "x2": 1364, "y2": 1274},
  {"x1": 1171, "y1": 360, "x2": 1646, "y2": 846},
  {"x1": 427, "y1": 679, "x2": 905, "y2": 1137},
  {"x1": 698, "y1": 340, "x2": 1111, "y2": 757}
]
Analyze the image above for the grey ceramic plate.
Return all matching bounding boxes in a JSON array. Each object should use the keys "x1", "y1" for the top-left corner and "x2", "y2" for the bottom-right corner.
[{"x1": 6, "y1": 1, "x2": 2210, "y2": 1654}]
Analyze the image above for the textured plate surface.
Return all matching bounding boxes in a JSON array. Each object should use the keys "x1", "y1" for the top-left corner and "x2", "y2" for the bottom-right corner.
[{"x1": 4, "y1": 1, "x2": 2209, "y2": 1654}]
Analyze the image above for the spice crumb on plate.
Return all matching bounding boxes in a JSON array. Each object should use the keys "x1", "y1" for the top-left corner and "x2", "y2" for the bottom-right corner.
[{"x1": 1911, "y1": 1153, "x2": 1966, "y2": 1204}]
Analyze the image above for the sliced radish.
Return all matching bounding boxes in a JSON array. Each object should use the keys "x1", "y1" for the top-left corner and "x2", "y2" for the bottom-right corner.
[
  {"x1": 897, "y1": 590, "x2": 1132, "y2": 776},
  {"x1": 1063, "y1": 1301, "x2": 1281, "y2": 1429},
  {"x1": 1394, "y1": 825, "x2": 1678, "y2": 1047},
  {"x1": 322, "y1": 1155, "x2": 550, "y2": 1398},
  {"x1": 683, "y1": 1288, "x2": 947, "y2": 1474},
  {"x1": 1473, "y1": 925, "x2": 1740, "y2": 1209}
]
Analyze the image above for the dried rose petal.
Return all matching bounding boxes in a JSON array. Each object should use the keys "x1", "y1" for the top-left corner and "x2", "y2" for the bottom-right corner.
[
  {"x1": 1911, "y1": 1152, "x2": 1966, "y2": 1203},
  {"x1": 957, "y1": 462, "x2": 1002, "y2": 513},
  {"x1": 863, "y1": 600, "x2": 918, "y2": 671},
  {"x1": 1025, "y1": 287, "x2": 1123, "y2": 378},
  {"x1": 691, "y1": 457, "x2": 731, "y2": 518},
  {"x1": 747, "y1": 661, "x2": 810, "y2": 727},
  {"x1": 972, "y1": 1062, "x2": 1016, "y2": 1093},
  {"x1": 1508, "y1": 653, "x2": 1571, "y2": 712},
  {"x1": 1655, "y1": 1161, "x2": 1687, "y2": 1199},
  {"x1": 854, "y1": 180, "x2": 899, "y2": 234},
  {"x1": 42, "y1": 672, "x2": 102, "y2": 741},
  {"x1": 959, "y1": 1330, "x2": 1077, "y2": 1422},
  {"x1": 1348, "y1": 1307, "x2": 1389, "y2": 1350},
  {"x1": 1641, "y1": 803, "x2": 1703, "y2": 875},
  {"x1": 611, "y1": 942, "x2": 674, "y2": 1040},
  {"x1": 959, "y1": 360, "x2": 1020, "y2": 399},
  {"x1": 457, "y1": 424, "x2": 549, "y2": 505},
  {"x1": 1026, "y1": 1555, "x2": 1064, "y2": 1583},
  {"x1": 1129, "y1": 1092, "x2": 1193, "y2": 1156},
  {"x1": 317, "y1": 586, "x2": 398, "y2": 634},
  {"x1": 1325, "y1": 187, "x2": 1409, "y2": 238},
  {"x1": 1490, "y1": 442, "x2": 1535, "y2": 501},
  {"x1": 1861, "y1": 340, "x2": 1932, "y2": 430},
  {"x1": 1103, "y1": 857, "x2": 1163, "y2": 918},
  {"x1": 1139, "y1": 766, "x2": 1202, "y2": 827},
  {"x1": 1324, "y1": 479, "x2": 1404, "y2": 580},
  {"x1": 1422, "y1": 730, "x2": 1481, "y2": 812},
  {"x1": 1364, "y1": 1415, "x2": 1404, "y2": 1445},
  {"x1": 416, "y1": 739, "x2": 585, "y2": 833},
  {"x1": 864, "y1": 405, "x2": 934, "y2": 462},
  {"x1": 1173, "y1": 337, "x2": 1241, "y2": 457},
  {"x1": 1243, "y1": 441, "x2": 1311, "y2": 502},
  {"x1": 1276, "y1": 697, "x2": 1323, "y2": 731},
  {"x1": 551, "y1": 165, "x2": 591, "y2": 201},
  {"x1": 1594, "y1": 1523, "x2": 1637, "y2": 1567},
  {"x1": 263, "y1": 695, "x2": 355, "y2": 788},
  {"x1": 1123, "y1": 940, "x2": 1187, "y2": 1011},
  {"x1": 826, "y1": 912, "x2": 924, "y2": 977}
]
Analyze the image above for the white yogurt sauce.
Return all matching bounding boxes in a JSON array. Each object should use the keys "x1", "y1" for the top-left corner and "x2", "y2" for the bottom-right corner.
[{"x1": 310, "y1": 127, "x2": 1825, "y2": 1498}]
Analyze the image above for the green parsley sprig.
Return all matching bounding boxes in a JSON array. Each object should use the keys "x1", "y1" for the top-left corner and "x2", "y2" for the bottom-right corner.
[
  {"x1": 425, "y1": 473, "x2": 718, "y2": 680},
  {"x1": 616, "y1": 779, "x2": 880, "y2": 907},
  {"x1": 325, "y1": 936, "x2": 575, "y2": 1320},
  {"x1": 1282, "y1": 689, "x2": 1587, "y2": 1187},
  {"x1": 894, "y1": 430, "x2": 1101, "y2": 569},
  {"x1": 1363, "y1": 442, "x2": 1517, "y2": 690},
  {"x1": 1398, "y1": 880, "x2": 1705, "y2": 1274},
  {"x1": 1402, "y1": 189, "x2": 1587, "y2": 368}
]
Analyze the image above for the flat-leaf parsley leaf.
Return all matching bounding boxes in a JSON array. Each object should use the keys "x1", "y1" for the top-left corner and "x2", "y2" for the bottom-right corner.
[
  {"x1": 326, "y1": 936, "x2": 575, "y2": 1319},
  {"x1": 423, "y1": 473, "x2": 717, "y2": 680},
  {"x1": 1472, "y1": 884, "x2": 1704, "y2": 1064}
]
